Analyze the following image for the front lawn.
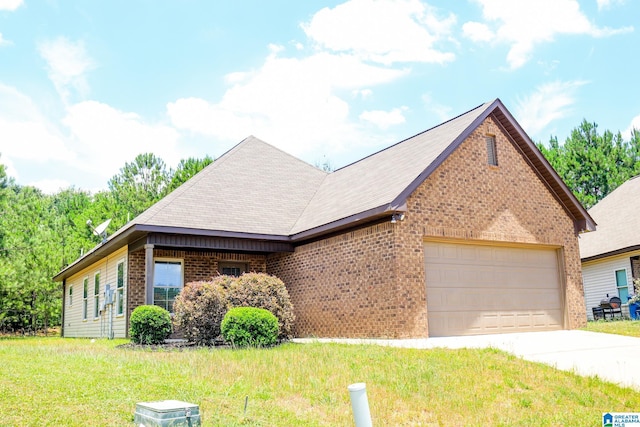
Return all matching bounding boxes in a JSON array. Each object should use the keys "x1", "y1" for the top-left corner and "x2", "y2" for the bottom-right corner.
[
  {"x1": 0, "y1": 337, "x2": 638, "y2": 426},
  {"x1": 582, "y1": 319, "x2": 640, "y2": 337}
]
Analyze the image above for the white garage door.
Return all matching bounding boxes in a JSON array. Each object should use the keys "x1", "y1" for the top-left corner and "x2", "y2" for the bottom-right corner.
[{"x1": 425, "y1": 241, "x2": 563, "y2": 337}]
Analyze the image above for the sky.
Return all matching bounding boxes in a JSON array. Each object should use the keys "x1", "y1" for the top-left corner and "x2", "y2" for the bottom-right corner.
[{"x1": 0, "y1": 0, "x2": 638, "y2": 194}]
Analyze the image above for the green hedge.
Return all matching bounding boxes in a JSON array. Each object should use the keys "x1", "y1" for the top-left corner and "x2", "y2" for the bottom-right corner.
[
  {"x1": 129, "y1": 305, "x2": 172, "y2": 345},
  {"x1": 221, "y1": 307, "x2": 279, "y2": 347}
]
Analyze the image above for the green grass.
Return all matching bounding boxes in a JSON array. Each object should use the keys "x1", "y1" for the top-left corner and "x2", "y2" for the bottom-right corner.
[
  {"x1": 582, "y1": 319, "x2": 640, "y2": 337},
  {"x1": 0, "y1": 338, "x2": 639, "y2": 426}
]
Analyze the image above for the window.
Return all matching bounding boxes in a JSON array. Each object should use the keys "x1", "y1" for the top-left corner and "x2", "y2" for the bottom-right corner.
[
  {"x1": 94, "y1": 272, "x2": 100, "y2": 319},
  {"x1": 68, "y1": 285, "x2": 73, "y2": 306},
  {"x1": 486, "y1": 135, "x2": 498, "y2": 166},
  {"x1": 82, "y1": 277, "x2": 88, "y2": 320},
  {"x1": 219, "y1": 262, "x2": 246, "y2": 277},
  {"x1": 153, "y1": 260, "x2": 183, "y2": 312},
  {"x1": 615, "y1": 269, "x2": 629, "y2": 302},
  {"x1": 116, "y1": 261, "x2": 125, "y2": 316}
]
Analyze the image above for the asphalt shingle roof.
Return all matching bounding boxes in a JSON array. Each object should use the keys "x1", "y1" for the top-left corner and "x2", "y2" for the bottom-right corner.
[
  {"x1": 132, "y1": 102, "x2": 491, "y2": 237},
  {"x1": 579, "y1": 175, "x2": 640, "y2": 260},
  {"x1": 134, "y1": 135, "x2": 328, "y2": 236}
]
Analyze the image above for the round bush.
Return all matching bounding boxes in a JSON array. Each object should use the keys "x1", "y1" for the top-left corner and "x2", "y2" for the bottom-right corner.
[
  {"x1": 224, "y1": 273, "x2": 295, "y2": 339},
  {"x1": 129, "y1": 305, "x2": 172, "y2": 345},
  {"x1": 172, "y1": 277, "x2": 230, "y2": 345},
  {"x1": 221, "y1": 307, "x2": 279, "y2": 347}
]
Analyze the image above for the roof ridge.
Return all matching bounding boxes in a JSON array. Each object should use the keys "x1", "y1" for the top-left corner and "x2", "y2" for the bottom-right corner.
[
  {"x1": 289, "y1": 170, "x2": 331, "y2": 234},
  {"x1": 332, "y1": 101, "x2": 491, "y2": 173}
]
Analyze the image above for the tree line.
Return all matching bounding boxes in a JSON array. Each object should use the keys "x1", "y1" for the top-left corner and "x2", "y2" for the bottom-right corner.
[
  {"x1": 0, "y1": 153, "x2": 212, "y2": 333},
  {"x1": 537, "y1": 121, "x2": 640, "y2": 209}
]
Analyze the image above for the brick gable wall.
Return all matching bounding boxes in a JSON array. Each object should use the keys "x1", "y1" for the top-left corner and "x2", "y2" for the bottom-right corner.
[{"x1": 268, "y1": 115, "x2": 585, "y2": 338}]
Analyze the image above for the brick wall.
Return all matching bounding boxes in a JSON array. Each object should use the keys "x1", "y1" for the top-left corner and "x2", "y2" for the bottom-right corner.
[
  {"x1": 267, "y1": 115, "x2": 586, "y2": 338},
  {"x1": 268, "y1": 223, "x2": 405, "y2": 338},
  {"x1": 127, "y1": 250, "x2": 146, "y2": 329}
]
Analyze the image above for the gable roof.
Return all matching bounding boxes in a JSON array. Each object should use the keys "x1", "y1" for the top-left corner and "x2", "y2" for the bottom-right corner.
[
  {"x1": 579, "y1": 175, "x2": 640, "y2": 261},
  {"x1": 54, "y1": 98, "x2": 595, "y2": 281}
]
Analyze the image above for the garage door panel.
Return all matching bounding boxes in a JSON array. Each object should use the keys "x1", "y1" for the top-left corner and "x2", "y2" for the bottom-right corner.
[
  {"x1": 428, "y1": 288, "x2": 561, "y2": 312},
  {"x1": 429, "y1": 310, "x2": 562, "y2": 336},
  {"x1": 425, "y1": 241, "x2": 563, "y2": 337}
]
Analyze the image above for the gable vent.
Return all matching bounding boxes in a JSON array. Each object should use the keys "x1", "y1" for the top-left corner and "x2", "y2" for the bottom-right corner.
[{"x1": 486, "y1": 135, "x2": 498, "y2": 166}]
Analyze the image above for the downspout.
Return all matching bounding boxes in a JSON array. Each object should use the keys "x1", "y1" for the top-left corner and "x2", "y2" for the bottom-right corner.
[{"x1": 61, "y1": 279, "x2": 66, "y2": 337}]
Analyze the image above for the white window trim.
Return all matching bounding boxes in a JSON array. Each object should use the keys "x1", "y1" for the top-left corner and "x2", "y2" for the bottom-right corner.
[
  {"x1": 68, "y1": 285, "x2": 73, "y2": 306},
  {"x1": 153, "y1": 258, "x2": 184, "y2": 312},
  {"x1": 116, "y1": 259, "x2": 126, "y2": 317},
  {"x1": 93, "y1": 271, "x2": 101, "y2": 320},
  {"x1": 82, "y1": 276, "x2": 89, "y2": 322}
]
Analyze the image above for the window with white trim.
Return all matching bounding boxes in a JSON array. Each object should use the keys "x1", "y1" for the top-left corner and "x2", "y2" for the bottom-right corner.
[
  {"x1": 93, "y1": 272, "x2": 100, "y2": 319},
  {"x1": 82, "y1": 277, "x2": 88, "y2": 320},
  {"x1": 68, "y1": 285, "x2": 73, "y2": 306},
  {"x1": 116, "y1": 261, "x2": 125, "y2": 316},
  {"x1": 153, "y1": 259, "x2": 183, "y2": 312},
  {"x1": 486, "y1": 135, "x2": 498, "y2": 166}
]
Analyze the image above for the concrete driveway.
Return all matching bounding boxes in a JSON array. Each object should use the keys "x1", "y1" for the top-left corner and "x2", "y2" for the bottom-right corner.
[{"x1": 294, "y1": 330, "x2": 640, "y2": 390}]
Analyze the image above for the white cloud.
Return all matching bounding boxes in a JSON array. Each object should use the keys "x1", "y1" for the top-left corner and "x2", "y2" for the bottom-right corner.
[
  {"x1": 597, "y1": 0, "x2": 625, "y2": 10},
  {"x1": 352, "y1": 89, "x2": 373, "y2": 99},
  {"x1": 167, "y1": 49, "x2": 409, "y2": 158},
  {"x1": 359, "y1": 107, "x2": 407, "y2": 129},
  {"x1": 462, "y1": 21, "x2": 494, "y2": 42},
  {"x1": 0, "y1": 84, "x2": 74, "y2": 163},
  {"x1": 302, "y1": 0, "x2": 456, "y2": 65},
  {"x1": 63, "y1": 101, "x2": 182, "y2": 182},
  {"x1": 0, "y1": 33, "x2": 12, "y2": 46},
  {"x1": 465, "y1": 0, "x2": 633, "y2": 69},
  {"x1": 422, "y1": 93, "x2": 453, "y2": 122},
  {"x1": 623, "y1": 114, "x2": 640, "y2": 140},
  {"x1": 0, "y1": 0, "x2": 22, "y2": 11},
  {"x1": 38, "y1": 37, "x2": 96, "y2": 103},
  {"x1": 0, "y1": 154, "x2": 17, "y2": 179},
  {"x1": 28, "y1": 179, "x2": 70, "y2": 195},
  {"x1": 514, "y1": 80, "x2": 587, "y2": 137}
]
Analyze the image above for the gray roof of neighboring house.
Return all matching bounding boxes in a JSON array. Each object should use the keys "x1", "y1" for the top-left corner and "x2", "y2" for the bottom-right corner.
[
  {"x1": 54, "y1": 98, "x2": 595, "y2": 281},
  {"x1": 579, "y1": 175, "x2": 640, "y2": 261}
]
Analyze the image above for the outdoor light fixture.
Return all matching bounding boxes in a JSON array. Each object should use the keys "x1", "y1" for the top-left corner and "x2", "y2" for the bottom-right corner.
[{"x1": 390, "y1": 213, "x2": 405, "y2": 223}]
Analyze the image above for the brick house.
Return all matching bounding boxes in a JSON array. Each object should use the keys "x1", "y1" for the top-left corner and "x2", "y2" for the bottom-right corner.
[{"x1": 54, "y1": 99, "x2": 595, "y2": 339}]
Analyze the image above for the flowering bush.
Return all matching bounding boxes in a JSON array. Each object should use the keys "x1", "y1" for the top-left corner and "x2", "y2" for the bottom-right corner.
[{"x1": 630, "y1": 278, "x2": 640, "y2": 304}]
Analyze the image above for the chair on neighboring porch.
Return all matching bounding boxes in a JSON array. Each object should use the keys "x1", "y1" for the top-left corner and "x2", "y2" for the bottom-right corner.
[{"x1": 600, "y1": 296, "x2": 623, "y2": 319}]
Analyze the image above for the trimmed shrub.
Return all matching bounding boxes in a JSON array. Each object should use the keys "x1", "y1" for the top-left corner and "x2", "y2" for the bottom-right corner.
[
  {"x1": 221, "y1": 307, "x2": 279, "y2": 347},
  {"x1": 173, "y1": 277, "x2": 231, "y2": 345},
  {"x1": 129, "y1": 305, "x2": 172, "y2": 345},
  {"x1": 224, "y1": 273, "x2": 295, "y2": 339}
]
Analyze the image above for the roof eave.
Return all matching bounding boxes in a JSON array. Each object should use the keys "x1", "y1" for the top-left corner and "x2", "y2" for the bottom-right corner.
[
  {"x1": 52, "y1": 224, "x2": 140, "y2": 282},
  {"x1": 581, "y1": 244, "x2": 640, "y2": 263},
  {"x1": 290, "y1": 204, "x2": 405, "y2": 242},
  {"x1": 53, "y1": 224, "x2": 293, "y2": 282}
]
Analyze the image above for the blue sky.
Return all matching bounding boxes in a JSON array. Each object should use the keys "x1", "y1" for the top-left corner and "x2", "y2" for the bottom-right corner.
[{"x1": 0, "y1": 0, "x2": 638, "y2": 193}]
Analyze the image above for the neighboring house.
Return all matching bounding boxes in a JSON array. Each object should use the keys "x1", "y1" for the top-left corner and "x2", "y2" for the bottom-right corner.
[
  {"x1": 54, "y1": 99, "x2": 595, "y2": 339},
  {"x1": 579, "y1": 176, "x2": 640, "y2": 319}
]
